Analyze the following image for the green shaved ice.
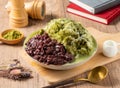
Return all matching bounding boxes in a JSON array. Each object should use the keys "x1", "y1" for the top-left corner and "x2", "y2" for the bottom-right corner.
[{"x1": 44, "y1": 18, "x2": 96, "y2": 60}]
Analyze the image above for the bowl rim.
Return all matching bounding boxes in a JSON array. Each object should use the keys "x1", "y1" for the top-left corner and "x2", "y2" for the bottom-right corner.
[
  {"x1": 1, "y1": 29, "x2": 24, "y2": 41},
  {"x1": 23, "y1": 29, "x2": 98, "y2": 70},
  {"x1": 23, "y1": 45, "x2": 97, "y2": 70}
]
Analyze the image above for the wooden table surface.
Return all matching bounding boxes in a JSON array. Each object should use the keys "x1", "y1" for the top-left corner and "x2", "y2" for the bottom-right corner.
[{"x1": 0, "y1": 0, "x2": 120, "y2": 88}]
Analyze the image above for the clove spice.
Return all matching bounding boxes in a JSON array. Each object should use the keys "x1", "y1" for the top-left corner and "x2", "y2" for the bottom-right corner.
[{"x1": 0, "y1": 59, "x2": 33, "y2": 80}]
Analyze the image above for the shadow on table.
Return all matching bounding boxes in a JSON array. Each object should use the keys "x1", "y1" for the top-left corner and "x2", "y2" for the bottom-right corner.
[
  {"x1": 59, "y1": 78, "x2": 119, "y2": 88},
  {"x1": 0, "y1": 37, "x2": 25, "y2": 47},
  {"x1": 28, "y1": 14, "x2": 59, "y2": 27},
  {"x1": 58, "y1": 72, "x2": 119, "y2": 88},
  {"x1": 97, "y1": 75, "x2": 119, "y2": 87},
  {"x1": 109, "y1": 16, "x2": 120, "y2": 25}
]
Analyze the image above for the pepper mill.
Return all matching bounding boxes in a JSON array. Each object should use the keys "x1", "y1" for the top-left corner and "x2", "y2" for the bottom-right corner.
[
  {"x1": 25, "y1": 0, "x2": 46, "y2": 20},
  {"x1": 9, "y1": 0, "x2": 28, "y2": 27},
  {"x1": 6, "y1": 0, "x2": 46, "y2": 20}
]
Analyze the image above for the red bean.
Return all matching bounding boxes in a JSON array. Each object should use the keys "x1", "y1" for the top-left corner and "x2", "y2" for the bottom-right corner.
[{"x1": 25, "y1": 33, "x2": 74, "y2": 65}]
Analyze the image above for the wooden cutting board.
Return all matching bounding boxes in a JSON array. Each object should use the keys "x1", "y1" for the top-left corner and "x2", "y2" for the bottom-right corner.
[{"x1": 21, "y1": 27, "x2": 120, "y2": 83}]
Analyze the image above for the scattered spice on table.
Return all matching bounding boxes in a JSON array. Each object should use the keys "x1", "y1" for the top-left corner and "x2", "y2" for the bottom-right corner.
[
  {"x1": 2, "y1": 30, "x2": 22, "y2": 40},
  {"x1": 0, "y1": 59, "x2": 33, "y2": 80}
]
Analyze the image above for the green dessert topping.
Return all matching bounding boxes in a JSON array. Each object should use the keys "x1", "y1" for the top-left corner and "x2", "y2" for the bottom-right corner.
[
  {"x1": 3, "y1": 30, "x2": 22, "y2": 40},
  {"x1": 45, "y1": 18, "x2": 96, "y2": 58}
]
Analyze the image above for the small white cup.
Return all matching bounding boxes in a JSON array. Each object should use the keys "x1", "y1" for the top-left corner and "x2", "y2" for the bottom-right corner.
[{"x1": 103, "y1": 40, "x2": 120, "y2": 57}]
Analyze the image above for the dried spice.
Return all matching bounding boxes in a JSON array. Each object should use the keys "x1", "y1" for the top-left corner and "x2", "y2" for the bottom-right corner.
[
  {"x1": 0, "y1": 59, "x2": 32, "y2": 80},
  {"x1": 8, "y1": 68, "x2": 32, "y2": 80},
  {"x1": 25, "y1": 33, "x2": 74, "y2": 65}
]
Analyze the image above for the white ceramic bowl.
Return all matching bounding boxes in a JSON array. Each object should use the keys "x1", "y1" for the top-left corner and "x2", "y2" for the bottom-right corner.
[{"x1": 23, "y1": 30, "x2": 97, "y2": 70}]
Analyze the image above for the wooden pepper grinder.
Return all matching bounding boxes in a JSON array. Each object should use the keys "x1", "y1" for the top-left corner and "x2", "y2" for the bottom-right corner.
[
  {"x1": 6, "y1": 0, "x2": 46, "y2": 20},
  {"x1": 9, "y1": 0, "x2": 28, "y2": 27},
  {"x1": 25, "y1": 0, "x2": 46, "y2": 20}
]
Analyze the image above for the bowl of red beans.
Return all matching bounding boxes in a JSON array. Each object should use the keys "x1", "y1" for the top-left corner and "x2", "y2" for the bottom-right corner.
[{"x1": 23, "y1": 18, "x2": 97, "y2": 70}]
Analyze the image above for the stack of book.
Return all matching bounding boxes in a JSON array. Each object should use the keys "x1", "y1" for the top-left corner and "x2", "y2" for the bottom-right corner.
[{"x1": 67, "y1": 0, "x2": 120, "y2": 24}]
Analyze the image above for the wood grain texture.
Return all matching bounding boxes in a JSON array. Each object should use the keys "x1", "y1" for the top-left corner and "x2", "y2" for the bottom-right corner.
[
  {"x1": 21, "y1": 27, "x2": 120, "y2": 83},
  {"x1": 0, "y1": 0, "x2": 120, "y2": 88}
]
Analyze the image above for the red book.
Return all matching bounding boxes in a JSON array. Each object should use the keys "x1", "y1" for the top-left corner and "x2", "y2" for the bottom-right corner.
[{"x1": 67, "y1": 3, "x2": 120, "y2": 24}]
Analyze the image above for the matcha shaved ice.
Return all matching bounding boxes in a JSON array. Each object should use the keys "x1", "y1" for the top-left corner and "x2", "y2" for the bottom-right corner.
[{"x1": 45, "y1": 18, "x2": 95, "y2": 59}]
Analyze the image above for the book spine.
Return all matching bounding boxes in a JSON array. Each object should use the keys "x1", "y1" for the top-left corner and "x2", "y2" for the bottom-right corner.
[{"x1": 94, "y1": 0, "x2": 120, "y2": 14}]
